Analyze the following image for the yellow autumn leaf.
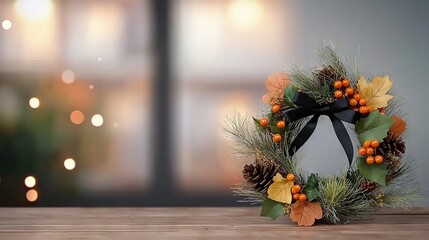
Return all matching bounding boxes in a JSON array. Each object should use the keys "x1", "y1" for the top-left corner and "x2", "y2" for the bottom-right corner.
[
  {"x1": 267, "y1": 173, "x2": 294, "y2": 204},
  {"x1": 357, "y1": 75, "x2": 393, "y2": 110}
]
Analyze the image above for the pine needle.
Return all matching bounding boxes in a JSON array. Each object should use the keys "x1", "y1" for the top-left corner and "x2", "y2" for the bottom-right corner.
[{"x1": 318, "y1": 173, "x2": 375, "y2": 224}]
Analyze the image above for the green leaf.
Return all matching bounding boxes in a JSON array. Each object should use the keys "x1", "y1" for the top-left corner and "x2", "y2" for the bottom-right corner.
[
  {"x1": 303, "y1": 174, "x2": 319, "y2": 201},
  {"x1": 356, "y1": 157, "x2": 387, "y2": 186},
  {"x1": 261, "y1": 198, "x2": 285, "y2": 220},
  {"x1": 355, "y1": 112, "x2": 395, "y2": 144},
  {"x1": 252, "y1": 117, "x2": 261, "y2": 126},
  {"x1": 283, "y1": 84, "x2": 298, "y2": 107},
  {"x1": 303, "y1": 187, "x2": 319, "y2": 201},
  {"x1": 306, "y1": 173, "x2": 319, "y2": 187}
]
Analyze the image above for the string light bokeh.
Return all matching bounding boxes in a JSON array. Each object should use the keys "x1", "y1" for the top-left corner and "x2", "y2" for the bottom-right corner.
[
  {"x1": 0, "y1": 0, "x2": 151, "y2": 206},
  {"x1": 64, "y1": 158, "x2": 76, "y2": 171}
]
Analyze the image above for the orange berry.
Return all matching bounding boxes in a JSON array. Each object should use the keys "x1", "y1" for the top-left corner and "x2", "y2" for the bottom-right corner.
[
  {"x1": 363, "y1": 140, "x2": 371, "y2": 148},
  {"x1": 259, "y1": 118, "x2": 269, "y2": 126},
  {"x1": 293, "y1": 193, "x2": 300, "y2": 200},
  {"x1": 353, "y1": 93, "x2": 361, "y2": 101},
  {"x1": 342, "y1": 79, "x2": 350, "y2": 87},
  {"x1": 366, "y1": 156, "x2": 375, "y2": 165},
  {"x1": 349, "y1": 99, "x2": 358, "y2": 107},
  {"x1": 375, "y1": 155, "x2": 384, "y2": 164},
  {"x1": 359, "y1": 98, "x2": 367, "y2": 106},
  {"x1": 334, "y1": 81, "x2": 343, "y2": 89},
  {"x1": 272, "y1": 104, "x2": 281, "y2": 113},
  {"x1": 277, "y1": 120, "x2": 286, "y2": 129},
  {"x1": 367, "y1": 106, "x2": 372, "y2": 113},
  {"x1": 366, "y1": 147, "x2": 374, "y2": 155},
  {"x1": 272, "y1": 134, "x2": 282, "y2": 143},
  {"x1": 359, "y1": 106, "x2": 369, "y2": 114},
  {"x1": 370, "y1": 140, "x2": 379, "y2": 148},
  {"x1": 298, "y1": 194, "x2": 307, "y2": 202},
  {"x1": 345, "y1": 88, "x2": 354, "y2": 96},
  {"x1": 334, "y1": 90, "x2": 343, "y2": 99},
  {"x1": 291, "y1": 185, "x2": 301, "y2": 194},
  {"x1": 358, "y1": 147, "x2": 367, "y2": 156},
  {"x1": 286, "y1": 173, "x2": 295, "y2": 181}
]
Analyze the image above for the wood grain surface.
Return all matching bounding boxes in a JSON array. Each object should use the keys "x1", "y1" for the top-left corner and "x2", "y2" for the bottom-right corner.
[{"x1": 0, "y1": 207, "x2": 428, "y2": 239}]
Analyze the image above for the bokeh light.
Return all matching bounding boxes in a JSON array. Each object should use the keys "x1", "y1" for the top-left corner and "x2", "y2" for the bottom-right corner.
[
  {"x1": 15, "y1": 0, "x2": 53, "y2": 21},
  {"x1": 26, "y1": 189, "x2": 38, "y2": 202},
  {"x1": 1, "y1": 20, "x2": 12, "y2": 30},
  {"x1": 89, "y1": 85, "x2": 94, "y2": 90},
  {"x1": 91, "y1": 114, "x2": 104, "y2": 127},
  {"x1": 70, "y1": 110, "x2": 85, "y2": 125},
  {"x1": 28, "y1": 97, "x2": 40, "y2": 109},
  {"x1": 24, "y1": 176, "x2": 36, "y2": 188},
  {"x1": 61, "y1": 70, "x2": 75, "y2": 84},
  {"x1": 64, "y1": 158, "x2": 76, "y2": 170},
  {"x1": 228, "y1": 0, "x2": 264, "y2": 29}
]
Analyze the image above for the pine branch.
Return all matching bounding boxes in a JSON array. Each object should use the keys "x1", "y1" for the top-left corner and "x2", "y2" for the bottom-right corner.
[
  {"x1": 384, "y1": 92, "x2": 408, "y2": 119},
  {"x1": 222, "y1": 113, "x2": 296, "y2": 174},
  {"x1": 318, "y1": 173, "x2": 376, "y2": 224},
  {"x1": 381, "y1": 154, "x2": 422, "y2": 208},
  {"x1": 289, "y1": 65, "x2": 330, "y2": 104},
  {"x1": 231, "y1": 182, "x2": 265, "y2": 205}
]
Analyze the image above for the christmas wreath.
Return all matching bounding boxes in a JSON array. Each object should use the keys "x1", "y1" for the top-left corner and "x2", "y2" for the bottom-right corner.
[{"x1": 224, "y1": 43, "x2": 420, "y2": 226}]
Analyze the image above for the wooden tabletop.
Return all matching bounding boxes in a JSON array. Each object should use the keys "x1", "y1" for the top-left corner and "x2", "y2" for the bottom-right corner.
[{"x1": 0, "y1": 207, "x2": 429, "y2": 239}]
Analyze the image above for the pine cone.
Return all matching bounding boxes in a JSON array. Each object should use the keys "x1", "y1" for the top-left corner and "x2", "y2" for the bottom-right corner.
[
  {"x1": 314, "y1": 66, "x2": 339, "y2": 91},
  {"x1": 379, "y1": 135, "x2": 405, "y2": 181},
  {"x1": 378, "y1": 136, "x2": 406, "y2": 157},
  {"x1": 360, "y1": 179, "x2": 377, "y2": 193},
  {"x1": 384, "y1": 153, "x2": 401, "y2": 180},
  {"x1": 242, "y1": 161, "x2": 279, "y2": 194}
]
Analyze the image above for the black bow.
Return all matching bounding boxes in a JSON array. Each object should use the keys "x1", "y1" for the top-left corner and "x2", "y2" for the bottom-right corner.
[{"x1": 283, "y1": 92, "x2": 360, "y2": 165}]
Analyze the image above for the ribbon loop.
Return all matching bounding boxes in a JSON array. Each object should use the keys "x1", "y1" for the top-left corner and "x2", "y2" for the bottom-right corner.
[{"x1": 283, "y1": 92, "x2": 359, "y2": 165}]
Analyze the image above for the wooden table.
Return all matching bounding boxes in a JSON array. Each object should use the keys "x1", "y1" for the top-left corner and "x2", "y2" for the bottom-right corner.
[{"x1": 0, "y1": 208, "x2": 428, "y2": 239}]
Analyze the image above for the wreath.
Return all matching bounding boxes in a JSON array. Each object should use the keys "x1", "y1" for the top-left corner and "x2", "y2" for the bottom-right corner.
[{"x1": 224, "y1": 43, "x2": 420, "y2": 226}]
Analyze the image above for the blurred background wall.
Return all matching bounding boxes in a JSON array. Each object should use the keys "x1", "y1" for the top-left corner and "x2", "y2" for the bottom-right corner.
[{"x1": 0, "y1": 0, "x2": 428, "y2": 206}]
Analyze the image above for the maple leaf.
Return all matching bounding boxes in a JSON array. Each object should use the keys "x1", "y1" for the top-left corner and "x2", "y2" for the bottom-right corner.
[
  {"x1": 390, "y1": 116, "x2": 406, "y2": 138},
  {"x1": 262, "y1": 72, "x2": 289, "y2": 105},
  {"x1": 289, "y1": 201, "x2": 323, "y2": 227},
  {"x1": 267, "y1": 173, "x2": 294, "y2": 204},
  {"x1": 357, "y1": 75, "x2": 393, "y2": 110}
]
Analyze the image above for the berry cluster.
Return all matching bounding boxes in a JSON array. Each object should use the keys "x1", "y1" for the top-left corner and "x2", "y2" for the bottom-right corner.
[
  {"x1": 287, "y1": 173, "x2": 307, "y2": 202},
  {"x1": 258, "y1": 103, "x2": 287, "y2": 143},
  {"x1": 333, "y1": 79, "x2": 372, "y2": 115},
  {"x1": 358, "y1": 139, "x2": 384, "y2": 165}
]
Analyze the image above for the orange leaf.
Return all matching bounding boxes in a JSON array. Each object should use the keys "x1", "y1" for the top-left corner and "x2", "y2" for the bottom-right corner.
[
  {"x1": 390, "y1": 116, "x2": 406, "y2": 138},
  {"x1": 289, "y1": 201, "x2": 323, "y2": 227},
  {"x1": 262, "y1": 73, "x2": 289, "y2": 105}
]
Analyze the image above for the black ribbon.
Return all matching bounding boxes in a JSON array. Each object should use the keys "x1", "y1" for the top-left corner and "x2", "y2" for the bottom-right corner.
[{"x1": 283, "y1": 92, "x2": 360, "y2": 165}]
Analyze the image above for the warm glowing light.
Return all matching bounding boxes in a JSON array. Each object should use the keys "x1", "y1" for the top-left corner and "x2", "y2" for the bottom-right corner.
[
  {"x1": 15, "y1": 0, "x2": 53, "y2": 21},
  {"x1": 97, "y1": 57, "x2": 102, "y2": 61},
  {"x1": 113, "y1": 122, "x2": 119, "y2": 128},
  {"x1": 89, "y1": 85, "x2": 94, "y2": 90},
  {"x1": 29, "y1": 97, "x2": 40, "y2": 109},
  {"x1": 1, "y1": 20, "x2": 12, "y2": 30},
  {"x1": 91, "y1": 114, "x2": 104, "y2": 127},
  {"x1": 64, "y1": 158, "x2": 76, "y2": 170},
  {"x1": 24, "y1": 176, "x2": 36, "y2": 188},
  {"x1": 61, "y1": 70, "x2": 75, "y2": 84},
  {"x1": 228, "y1": 0, "x2": 264, "y2": 29},
  {"x1": 70, "y1": 110, "x2": 85, "y2": 125},
  {"x1": 26, "y1": 189, "x2": 38, "y2": 202}
]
